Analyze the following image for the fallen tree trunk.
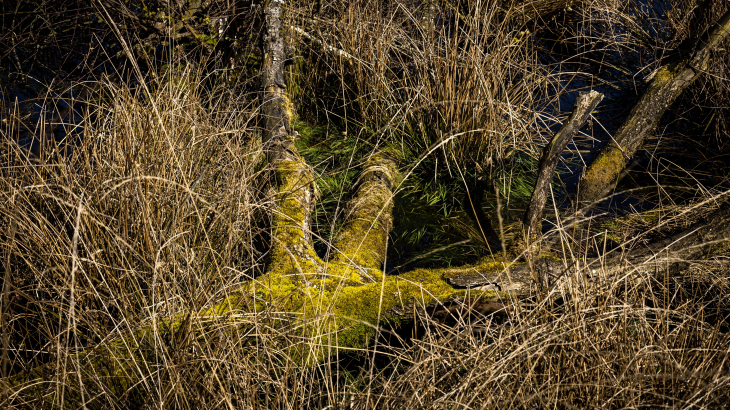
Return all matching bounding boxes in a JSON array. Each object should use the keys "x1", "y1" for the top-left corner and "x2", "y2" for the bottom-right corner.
[
  {"x1": 5, "y1": 1, "x2": 503, "y2": 404},
  {"x1": 450, "y1": 199, "x2": 730, "y2": 298},
  {"x1": 578, "y1": 8, "x2": 730, "y2": 204}
]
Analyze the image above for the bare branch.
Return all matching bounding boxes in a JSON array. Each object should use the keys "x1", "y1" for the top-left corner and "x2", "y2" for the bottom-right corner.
[
  {"x1": 524, "y1": 90, "x2": 603, "y2": 237},
  {"x1": 290, "y1": 25, "x2": 356, "y2": 62},
  {"x1": 451, "y1": 203, "x2": 730, "y2": 298}
]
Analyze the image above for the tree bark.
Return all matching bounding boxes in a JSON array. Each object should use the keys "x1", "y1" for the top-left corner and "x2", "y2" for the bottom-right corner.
[
  {"x1": 524, "y1": 90, "x2": 603, "y2": 237},
  {"x1": 450, "y1": 201, "x2": 730, "y2": 297},
  {"x1": 578, "y1": 8, "x2": 730, "y2": 204},
  {"x1": 261, "y1": 0, "x2": 295, "y2": 163}
]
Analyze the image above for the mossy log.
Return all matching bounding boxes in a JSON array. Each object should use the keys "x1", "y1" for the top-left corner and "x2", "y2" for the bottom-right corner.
[
  {"x1": 6, "y1": 0, "x2": 507, "y2": 404},
  {"x1": 258, "y1": 148, "x2": 519, "y2": 347},
  {"x1": 578, "y1": 8, "x2": 730, "y2": 204},
  {"x1": 6, "y1": 139, "x2": 517, "y2": 407}
]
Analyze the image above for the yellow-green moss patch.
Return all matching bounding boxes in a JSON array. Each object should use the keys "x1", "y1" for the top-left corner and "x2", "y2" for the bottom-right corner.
[
  {"x1": 245, "y1": 257, "x2": 506, "y2": 359},
  {"x1": 580, "y1": 147, "x2": 625, "y2": 202}
]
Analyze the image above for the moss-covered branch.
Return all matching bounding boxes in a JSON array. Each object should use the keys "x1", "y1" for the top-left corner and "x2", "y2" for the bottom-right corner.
[
  {"x1": 331, "y1": 154, "x2": 399, "y2": 278},
  {"x1": 261, "y1": 0, "x2": 320, "y2": 278},
  {"x1": 579, "y1": 8, "x2": 730, "y2": 204}
]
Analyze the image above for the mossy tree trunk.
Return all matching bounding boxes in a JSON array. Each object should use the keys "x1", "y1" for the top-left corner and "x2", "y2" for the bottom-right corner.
[
  {"x1": 252, "y1": 0, "x2": 730, "y2": 355},
  {"x1": 7, "y1": 2, "x2": 508, "y2": 405},
  {"x1": 578, "y1": 8, "x2": 730, "y2": 204}
]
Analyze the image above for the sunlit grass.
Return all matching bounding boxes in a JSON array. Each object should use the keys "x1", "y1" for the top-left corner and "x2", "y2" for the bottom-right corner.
[{"x1": 2, "y1": 0, "x2": 730, "y2": 408}]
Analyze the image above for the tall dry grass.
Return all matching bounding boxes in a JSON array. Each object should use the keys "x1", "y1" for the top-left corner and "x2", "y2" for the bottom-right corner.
[
  {"x1": 1, "y1": 0, "x2": 730, "y2": 408},
  {"x1": 289, "y1": 0, "x2": 568, "y2": 171},
  {"x1": 1, "y1": 68, "x2": 280, "y2": 407}
]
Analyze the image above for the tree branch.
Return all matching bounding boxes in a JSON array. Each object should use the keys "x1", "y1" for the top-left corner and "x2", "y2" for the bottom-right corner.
[
  {"x1": 331, "y1": 154, "x2": 399, "y2": 278},
  {"x1": 290, "y1": 25, "x2": 356, "y2": 62},
  {"x1": 524, "y1": 90, "x2": 603, "y2": 237},
  {"x1": 578, "y1": 8, "x2": 730, "y2": 204},
  {"x1": 450, "y1": 202, "x2": 730, "y2": 297}
]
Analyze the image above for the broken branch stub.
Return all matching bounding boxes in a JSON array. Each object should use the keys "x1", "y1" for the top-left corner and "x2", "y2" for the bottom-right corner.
[
  {"x1": 524, "y1": 90, "x2": 603, "y2": 237},
  {"x1": 578, "y1": 8, "x2": 730, "y2": 204}
]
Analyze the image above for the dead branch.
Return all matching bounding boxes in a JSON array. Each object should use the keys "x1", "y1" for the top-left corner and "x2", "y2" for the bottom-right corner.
[
  {"x1": 449, "y1": 202, "x2": 730, "y2": 298},
  {"x1": 524, "y1": 90, "x2": 603, "y2": 237},
  {"x1": 290, "y1": 25, "x2": 356, "y2": 62}
]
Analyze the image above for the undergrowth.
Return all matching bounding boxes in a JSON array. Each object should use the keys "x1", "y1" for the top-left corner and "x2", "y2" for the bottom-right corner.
[{"x1": 2, "y1": 0, "x2": 730, "y2": 408}]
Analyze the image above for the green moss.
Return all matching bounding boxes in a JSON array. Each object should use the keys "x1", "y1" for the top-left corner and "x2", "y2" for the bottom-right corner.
[
  {"x1": 440, "y1": 260, "x2": 507, "y2": 279},
  {"x1": 269, "y1": 159, "x2": 324, "y2": 278},
  {"x1": 200, "y1": 293, "x2": 244, "y2": 316},
  {"x1": 331, "y1": 155, "x2": 399, "y2": 277},
  {"x1": 580, "y1": 147, "x2": 625, "y2": 202},
  {"x1": 652, "y1": 59, "x2": 688, "y2": 84},
  {"x1": 230, "y1": 248, "x2": 510, "y2": 363},
  {"x1": 221, "y1": 147, "x2": 504, "y2": 362},
  {"x1": 592, "y1": 148, "x2": 625, "y2": 180},
  {"x1": 653, "y1": 67, "x2": 673, "y2": 83},
  {"x1": 332, "y1": 199, "x2": 390, "y2": 277},
  {"x1": 279, "y1": 93, "x2": 295, "y2": 123},
  {"x1": 247, "y1": 260, "x2": 502, "y2": 360}
]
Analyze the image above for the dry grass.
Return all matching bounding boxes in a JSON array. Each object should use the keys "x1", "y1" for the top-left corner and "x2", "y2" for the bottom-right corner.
[
  {"x1": 290, "y1": 0, "x2": 570, "y2": 169},
  {"x1": 1, "y1": 0, "x2": 730, "y2": 408}
]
